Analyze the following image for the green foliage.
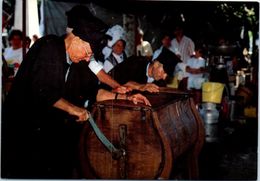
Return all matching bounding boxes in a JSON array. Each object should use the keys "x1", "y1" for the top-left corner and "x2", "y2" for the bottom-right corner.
[{"x1": 216, "y1": 3, "x2": 258, "y2": 28}]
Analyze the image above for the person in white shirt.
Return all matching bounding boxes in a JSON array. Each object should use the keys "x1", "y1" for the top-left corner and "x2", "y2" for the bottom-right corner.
[
  {"x1": 169, "y1": 25, "x2": 195, "y2": 63},
  {"x1": 136, "y1": 28, "x2": 153, "y2": 60},
  {"x1": 152, "y1": 33, "x2": 172, "y2": 61},
  {"x1": 102, "y1": 25, "x2": 127, "y2": 73},
  {"x1": 186, "y1": 47, "x2": 207, "y2": 90},
  {"x1": 176, "y1": 45, "x2": 207, "y2": 90},
  {"x1": 4, "y1": 29, "x2": 28, "y2": 76}
]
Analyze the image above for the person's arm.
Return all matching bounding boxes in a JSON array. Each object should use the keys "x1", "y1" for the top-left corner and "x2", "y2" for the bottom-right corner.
[
  {"x1": 97, "y1": 70, "x2": 132, "y2": 94},
  {"x1": 189, "y1": 39, "x2": 195, "y2": 56},
  {"x1": 198, "y1": 67, "x2": 206, "y2": 73},
  {"x1": 53, "y1": 98, "x2": 89, "y2": 122},
  {"x1": 186, "y1": 66, "x2": 206, "y2": 74},
  {"x1": 96, "y1": 89, "x2": 151, "y2": 106},
  {"x1": 124, "y1": 81, "x2": 159, "y2": 93},
  {"x1": 186, "y1": 58, "x2": 206, "y2": 74},
  {"x1": 97, "y1": 69, "x2": 120, "y2": 88},
  {"x1": 88, "y1": 59, "x2": 130, "y2": 93}
]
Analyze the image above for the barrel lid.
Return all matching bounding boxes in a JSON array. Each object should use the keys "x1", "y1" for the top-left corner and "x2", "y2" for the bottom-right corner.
[{"x1": 93, "y1": 87, "x2": 190, "y2": 110}]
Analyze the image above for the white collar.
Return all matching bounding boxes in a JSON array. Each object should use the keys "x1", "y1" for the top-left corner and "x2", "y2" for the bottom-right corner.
[
  {"x1": 112, "y1": 52, "x2": 123, "y2": 59},
  {"x1": 146, "y1": 62, "x2": 154, "y2": 83},
  {"x1": 66, "y1": 53, "x2": 72, "y2": 65}
]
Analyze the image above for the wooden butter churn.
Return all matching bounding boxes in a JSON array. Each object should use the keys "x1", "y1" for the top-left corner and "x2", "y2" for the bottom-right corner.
[{"x1": 79, "y1": 87, "x2": 205, "y2": 179}]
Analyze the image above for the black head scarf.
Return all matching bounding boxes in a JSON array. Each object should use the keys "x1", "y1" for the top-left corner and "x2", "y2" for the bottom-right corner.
[
  {"x1": 156, "y1": 47, "x2": 182, "y2": 77},
  {"x1": 66, "y1": 5, "x2": 109, "y2": 60}
]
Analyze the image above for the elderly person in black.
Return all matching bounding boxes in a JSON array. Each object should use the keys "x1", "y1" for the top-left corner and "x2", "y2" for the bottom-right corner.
[
  {"x1": 66, "y1": 5, "x2": 130, "y2": 94},
  {"x1": 1, "y1": 25, "x2": 150, "y2": 179},
  {"x1": 106, "y1": 47, "x2": 181, "y2": 93}
]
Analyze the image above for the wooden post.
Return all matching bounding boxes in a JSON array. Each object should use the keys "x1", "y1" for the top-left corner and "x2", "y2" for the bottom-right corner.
[
  {"x1": 123, "y1": 14, "x2": 136, "y2": 57},
  {"x1": 22, "y1": 0, "x2": 26, "y2": 58}
]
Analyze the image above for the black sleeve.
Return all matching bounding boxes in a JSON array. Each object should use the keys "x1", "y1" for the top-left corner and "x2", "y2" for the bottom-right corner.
[
  {"x1": 20, "y1": 36, "x2": 67, "y2": 106},
  {"x1": 109, "y1": 56, "x2": 148, "y2": 85},
  {"x1": 109, "y1": 59, "x2": 132, "y2": 85},
  {"x1": 65, "y1": 61, "x2": 99, "y2": 107}
]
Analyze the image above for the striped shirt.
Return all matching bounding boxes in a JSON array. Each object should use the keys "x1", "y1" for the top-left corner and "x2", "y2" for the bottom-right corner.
[{"x1": 170, "y1": 35, "x2": 195, "y2": 63}]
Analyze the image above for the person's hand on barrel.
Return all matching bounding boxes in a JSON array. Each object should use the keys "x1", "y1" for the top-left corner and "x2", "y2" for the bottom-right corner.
[
  {"x1": 97, "y1": 89, "x2": 151, "y2": 106},
  {"x1": 126, "y1": 93, "x2": 151, "y2": 106},
  {"x1": 123, "y1": 81, "x2": 159, "y2": 93},
  {"x1": 112, "y1": 85, "x2": 132, "y2": 94},
  {"x1": 139, "y1": 83, "x2": 159, "y2": 93}
]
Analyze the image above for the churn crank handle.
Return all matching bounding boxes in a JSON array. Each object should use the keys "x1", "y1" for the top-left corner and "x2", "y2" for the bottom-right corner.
[
  {"x1": 119, "y1": 124, "x2": 127, "y2": 179},
  {"x1": 87, "y1": 114, "x2": 121, "y2": 158}
]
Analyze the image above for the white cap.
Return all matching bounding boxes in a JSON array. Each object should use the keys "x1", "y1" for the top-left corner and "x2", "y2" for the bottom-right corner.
[
  {"x1": 105, "y1": 25, "x2": 126, "y2": 48},
  {"x1": 102, "y1": 25, "x2": 126, "y2": 59}
]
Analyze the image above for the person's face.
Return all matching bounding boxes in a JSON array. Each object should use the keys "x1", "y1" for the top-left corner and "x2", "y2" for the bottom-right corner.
[
  {"x1": 112, "y1": 40, "x2": 125, "y2": 55},
  {"x1": 152, "y1": 61, "x2": 167, "y2": 80},
  {"x1": 174, "y1": 27, "x2": 183, "y2": 37},
  {"x1": 25, "y1": 39, "x2": 31, "y2": 48},
  {"x1": 11, "y1": 35, "x2": 22, "y2": 49},
  {"x1": 67, "y1": 36, "x2": 93, "y2": 63},
  {"x1": 162, "y1": 35, "x2": 171, "y2": 48},
  {"x1": 195, "y1": 49, "x2": 203, "y2": 58}
]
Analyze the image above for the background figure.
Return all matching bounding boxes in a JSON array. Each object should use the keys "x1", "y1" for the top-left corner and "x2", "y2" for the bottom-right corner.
[
  {"x1": 2, "y1": 55, "x2": 12, "y2": 101},
  {"x1": 102, "y1": 24, "x2": 127, "y2": 73},
  {"x1": 177, "y1": 44, "x2": 207, "y2": 91},
  {"x1": 152, "y1": 32, "x2": 172, "y2": 60},
  {"x1": 186, "y1": 45, "x2": 207, "y2": 90},
  {"x1": 169, "y1": 24, "x2": 195, "y2": 63},
  {"x1": 32, "y1": 34, "x2": 39, "y2": 43},
  {"x1": 136, "y1": 28, "x2": 153, "y2": 60},
  {"x1": 25, "y1": 36, "x2": 31, "y2": 48},
  {"x1": 3, "y1": 29, "x2": 28, "y2": 76}
]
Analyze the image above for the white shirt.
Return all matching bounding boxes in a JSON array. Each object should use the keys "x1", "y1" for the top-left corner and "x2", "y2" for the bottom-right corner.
[
  {"x1": 186, "y1": 56, "x2": 206, "y2": 90},
  {"x1": 170, "y1": 35, "x2": 195, "y2": 63},
  {"x1": 136, "y1": 41, "x2": 153, "y2": 57},
  {"x1": 187, "y1": 57, "x2": 206, "y2": 79},
  {"x1": 88, "y1": 56, "x2": 103, "y2": 75},
  {"x1": 152, "y1": 46, "x2": 163, "y2": 60},
  {"x1": 65, "y1": 53, "x2": 72, "y2": 82},
  {"x1": 4, "y1": 47, "x2": 29, "y2": 76},
  {"x1": 175, "y1": 57, "x2": 206, "y2": 89},
  {"x1": 4, "y1": 47, "x2": 26, "y2": 66},
  {"x1": 103, "y1": 53, "x2": 124, "y2": 73},
  {"x1": 146, "y1": 63, "x2": 154, "y2": 83}
]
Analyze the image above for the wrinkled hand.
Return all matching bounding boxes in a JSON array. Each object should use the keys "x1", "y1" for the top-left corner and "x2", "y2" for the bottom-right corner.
[
  {"x1": 112, "y1": 86, "x2": 132, "y2": 94},
  {"x1": 69, "y1": 106, "x2": 89, "y2": 122},
  {"x1": 139, "y1": 83, "x2": 159, "y2": 93},
  {"x1": 127, "y1": 93, "x2": 151, "y2": 106}
]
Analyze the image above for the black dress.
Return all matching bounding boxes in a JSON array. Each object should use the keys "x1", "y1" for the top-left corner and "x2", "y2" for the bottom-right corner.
[
  {"x1": 2, "y1": 35, "x2": 98, "y2": 178},
  {"x1": 103, "y1": 55, "x2": 168, "y2": 89},
  {"x1": 109, "y1": 56, "x2": 149, "y2": 85}
]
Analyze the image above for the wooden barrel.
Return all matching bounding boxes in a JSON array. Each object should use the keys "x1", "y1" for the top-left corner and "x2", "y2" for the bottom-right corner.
[{"x1": 79, "y1": 87, "x2": 205, "y2": 179}]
